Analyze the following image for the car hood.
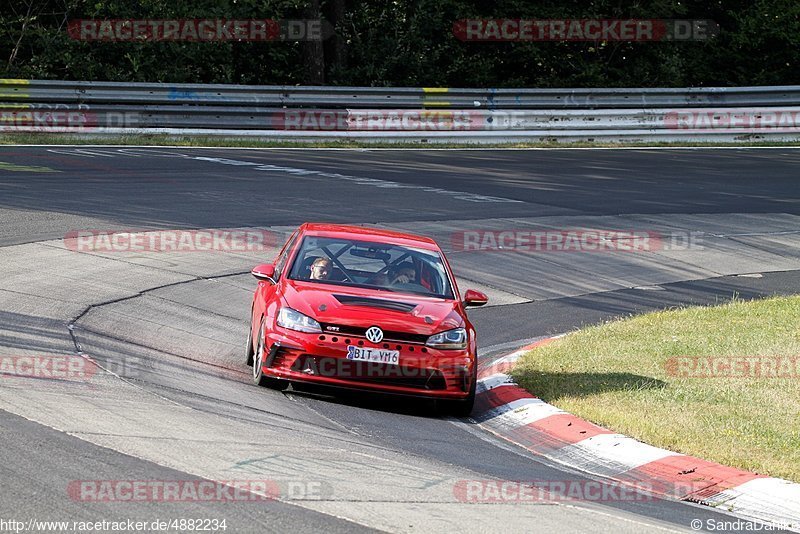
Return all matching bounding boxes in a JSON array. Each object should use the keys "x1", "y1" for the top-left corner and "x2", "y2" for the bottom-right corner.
[{"x1": 281, "y1": 280, "x2": 464, "y2": 336}]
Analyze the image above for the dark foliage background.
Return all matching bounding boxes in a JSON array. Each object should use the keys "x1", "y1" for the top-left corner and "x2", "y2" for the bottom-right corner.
[{"x1": 1, "y1": 0, "x2": 798, "y2": 87}]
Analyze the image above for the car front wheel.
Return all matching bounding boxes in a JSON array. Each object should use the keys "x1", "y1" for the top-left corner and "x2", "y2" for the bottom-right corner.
[
  {"x1": 252, "y1": 317, "x2": 289, "y2": 391},
  {"x1": 245, "y1": 309, "x2": 255, "y2": 366}
]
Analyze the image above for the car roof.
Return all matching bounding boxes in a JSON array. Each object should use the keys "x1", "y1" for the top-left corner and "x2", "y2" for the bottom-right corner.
[{"x1": 300, "y1": 223, "x2": 440, "y2": 251}]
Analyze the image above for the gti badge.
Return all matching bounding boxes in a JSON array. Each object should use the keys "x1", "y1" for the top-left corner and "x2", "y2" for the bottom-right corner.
[{"x1": 365, "y1": 326, "x2": 384, "y2": 343}]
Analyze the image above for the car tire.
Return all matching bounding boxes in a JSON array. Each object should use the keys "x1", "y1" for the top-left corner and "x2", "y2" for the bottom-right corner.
[
  {"x1": 439, "y1": 368, "x2": 476, "y2": 417},
  {"x1": 252, "y1": 317, "x2": 289, "y2": 391},
  {"x1": 245, "y1": 309, "x2": 255, "y2": 367}
]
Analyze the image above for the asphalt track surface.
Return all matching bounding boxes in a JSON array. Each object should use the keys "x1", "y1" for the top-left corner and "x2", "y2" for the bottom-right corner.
[{"x1": 1, "y1": 146, "x2": 799, "y2": 533}]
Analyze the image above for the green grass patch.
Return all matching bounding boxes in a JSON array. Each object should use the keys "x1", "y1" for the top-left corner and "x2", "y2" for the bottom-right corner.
[
  {"x1": 3, "y1": 132, "x2": 800, "y2": 149},
  {"x1": 511, "y1": 296, "x2": 800, "y2": 482}
]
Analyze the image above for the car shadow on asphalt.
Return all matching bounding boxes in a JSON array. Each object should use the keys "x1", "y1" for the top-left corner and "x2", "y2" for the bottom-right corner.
[{"x1": 286, "y1": 382, "x2": 448, "y2": 418}]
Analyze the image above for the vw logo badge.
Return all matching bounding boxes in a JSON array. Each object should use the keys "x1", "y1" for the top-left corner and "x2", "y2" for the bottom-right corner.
[{"x1": 365, "y1": 326, "x2": 384, "y2": 343}]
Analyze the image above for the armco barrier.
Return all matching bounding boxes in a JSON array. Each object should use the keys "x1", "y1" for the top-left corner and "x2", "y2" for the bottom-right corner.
[{"x1": 2, "y1": 79, "x2": 800, "y2": 142}]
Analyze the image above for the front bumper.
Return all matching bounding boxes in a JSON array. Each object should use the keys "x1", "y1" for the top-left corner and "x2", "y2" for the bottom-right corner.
[{"x1": 260, "y1": 328, "x2": 474, "y2": 400}]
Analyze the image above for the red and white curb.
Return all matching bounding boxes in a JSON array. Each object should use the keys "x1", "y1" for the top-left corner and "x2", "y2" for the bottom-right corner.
[{"x1": 474, "y1": 336, "x2": 800, "y2": 531}]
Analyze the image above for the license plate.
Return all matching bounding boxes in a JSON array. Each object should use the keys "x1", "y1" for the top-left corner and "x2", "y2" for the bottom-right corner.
[{"x1": 346, "y1": 346, "x2": 400, "y2": 365}]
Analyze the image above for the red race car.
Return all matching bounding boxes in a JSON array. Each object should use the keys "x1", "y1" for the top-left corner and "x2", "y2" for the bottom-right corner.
[{"x1": 245, "y1": 223, "x2": 488, "y2": 415}]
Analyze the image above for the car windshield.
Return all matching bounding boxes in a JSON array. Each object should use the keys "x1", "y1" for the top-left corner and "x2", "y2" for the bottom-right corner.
[{"x1": 288, "y1": 235, "x2": 454, "y2": 299}]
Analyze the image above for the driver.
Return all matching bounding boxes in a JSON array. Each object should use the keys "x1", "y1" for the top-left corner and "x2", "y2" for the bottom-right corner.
[
  {"x1": 388, "y1": 262, "x2": 416, "y2": 285},
  {"x1": 309, "y1": 257, "x2": 332, "y2": 280}
]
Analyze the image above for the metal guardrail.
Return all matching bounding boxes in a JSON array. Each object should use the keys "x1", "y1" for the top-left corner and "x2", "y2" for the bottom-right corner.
[
  {"x1": 5, "y1": 79, "x2": 800, "y2": 108},
  {"x1": 2, "y1": 79, "x2": 800, "y2": 142}
]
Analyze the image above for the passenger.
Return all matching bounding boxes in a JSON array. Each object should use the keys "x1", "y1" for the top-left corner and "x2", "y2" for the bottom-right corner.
[{"x1": 388, "y1": 263, "x2": 416, "y2": 285}]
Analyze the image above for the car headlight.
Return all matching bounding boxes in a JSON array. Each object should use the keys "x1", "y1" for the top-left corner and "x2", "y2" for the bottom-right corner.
[
  {"x1": 426, "y1": 327, "x2": 467, "y2": 350},
  {"x1": 277, "y1": 307, "x2": 322, "y2": 333}
]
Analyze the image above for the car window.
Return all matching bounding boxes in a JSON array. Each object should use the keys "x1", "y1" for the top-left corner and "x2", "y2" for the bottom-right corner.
[
  {"x1": 287, "y1": 235, "x2": 454, "y2": 299},
  {"x1": 274, "y1": 230, "x2": 299, "y2": 279}
]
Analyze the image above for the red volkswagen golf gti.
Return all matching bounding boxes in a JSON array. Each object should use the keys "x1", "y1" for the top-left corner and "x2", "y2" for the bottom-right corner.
[{"x1": 245, "y1": 223, "x2": 488, "y2": 415}]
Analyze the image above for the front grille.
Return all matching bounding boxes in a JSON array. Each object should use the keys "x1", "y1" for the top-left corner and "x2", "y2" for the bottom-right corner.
[
  {"x1": 290, "y1": 355, "x2": 447, "y2": 390},
  {"x1": 320, "y1": 323, "x2": 429, "y2": 344}
]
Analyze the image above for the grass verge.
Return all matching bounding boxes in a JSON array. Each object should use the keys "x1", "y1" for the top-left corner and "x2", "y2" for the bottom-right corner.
[
  {"x1": 511, "y1": 296, "x2": 800, "y2": 482},
  {"x1": 3, "y1": 132, "x2": 800, "y2": 149}
]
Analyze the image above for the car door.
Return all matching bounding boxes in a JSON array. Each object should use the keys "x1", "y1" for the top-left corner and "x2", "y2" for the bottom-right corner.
[{"x1": 252, "y1": 228, "x2": 300, "y2": 340}]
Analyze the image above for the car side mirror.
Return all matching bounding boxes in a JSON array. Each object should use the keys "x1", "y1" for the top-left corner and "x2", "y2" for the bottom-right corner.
[
  {"x1": 251, "y1": 264, "x2": 276, "y2": 283},
  {"x1": 463, "y1": 289, "x2": 488, "y2": 308}
]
